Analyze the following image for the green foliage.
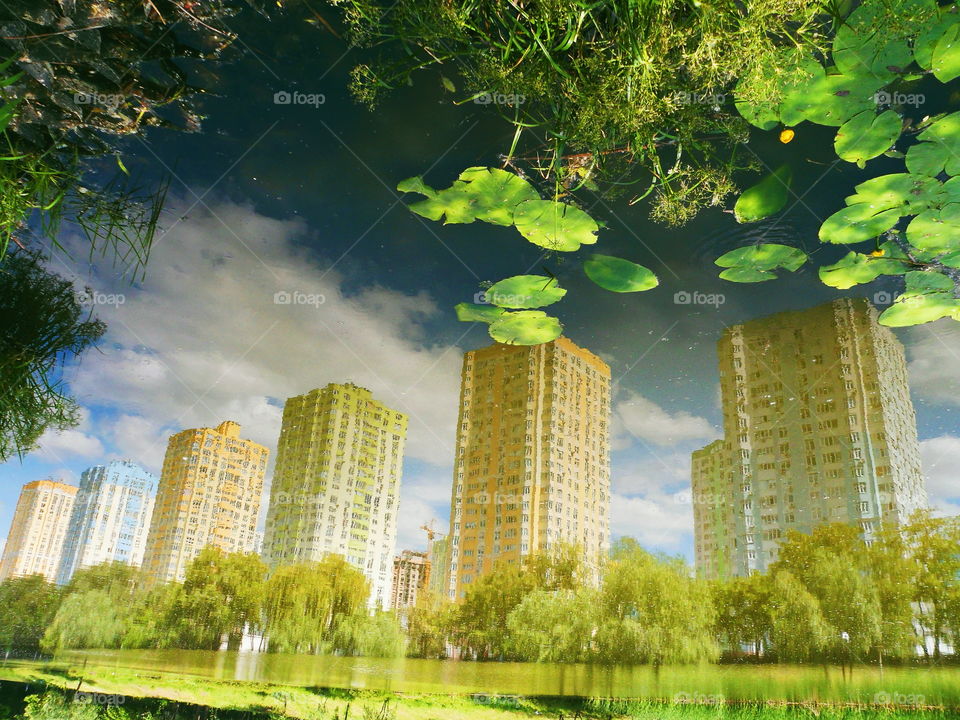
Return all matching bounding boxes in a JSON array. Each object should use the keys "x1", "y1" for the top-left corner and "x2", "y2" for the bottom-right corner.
[
  {"x1": 711, "y1": 574, "x2": 772, "y2": 656},
  {"x1": 42, "y1": 589, "x2": 126, "y2": 651},
  {"x1": 506, "y1": 588, "x2": 597, "y2": 662},
  {"x1": 583, "y1": 255, "x2": 659, "y2": 293},
  {"x1": 484, "y1": 275, "x2": 566, "y2": 309},
  {"x1": 0, "y1": 250, "x2": 105, "y2": 461},
  {"x1": 0, "y1": 574, "x2": 61, "y2": 651},
  {"x1": 715, "y1": 244, "x2": 807, "y2": 283},
  {"x1": 488, "y1": 310, "x2": 563, "y2": 345},
  {"x1": 769, "y1": 570, "x2": 832, "y2": 662},
  {"x1": 335, "y1": 0, "x2": 832, "y2": 222},
  {"x1": 332, "y1": 611, "x2": 407, "y2": 658}
]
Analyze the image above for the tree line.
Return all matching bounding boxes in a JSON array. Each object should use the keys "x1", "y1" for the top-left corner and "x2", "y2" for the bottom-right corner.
[{"x1": 2, "y1": 512, "x2": 958, "y2": 665}]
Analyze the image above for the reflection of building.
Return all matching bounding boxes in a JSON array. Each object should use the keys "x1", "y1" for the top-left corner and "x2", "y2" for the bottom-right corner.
[
  {"x1": 693, "y1": 299, "x2": 928, "y2": 579},
  {"x1": 390, "y1": 550, "x2": 430, "y2": 610},
  {"x1": 0, "y1": 480, "x2": 77, "y2": 583},
  {"x1": 142, "y1": 421, "x2": 268, "y2": 584},
  {"x1": 428, "y1": 536, "x2": 450, "y2": 597},
  {"x1": 57, "y1": 460, "x2": 158, "y2": 585},
  {"x1": 447, "y1": 338, "x2": 611, "y2": 600},
  {"x1": 263, "y1": 383, "x2": 407, "y2": 609}
]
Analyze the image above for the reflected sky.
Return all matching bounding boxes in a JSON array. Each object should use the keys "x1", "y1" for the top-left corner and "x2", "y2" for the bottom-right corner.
[{"x1": 1, "y1": 9, "x2": 958, "y2": 562}]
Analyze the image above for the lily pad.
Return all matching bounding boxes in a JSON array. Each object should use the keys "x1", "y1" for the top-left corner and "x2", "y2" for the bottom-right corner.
[
  {"x1": 878, "y1": 270, "x2": 960, "y2": 326},
  {"x1": 819, "y1": 204, "x2": 902, "y2": 244},
  {"x1": 933, "y1": 23, "x2": 960, "y2": 82},
  {"x1": 845, "y1": 173, "x2": 944, "y2": 215},
  {"x1": 915, "y1": 112, "x2": 960, "y2": 176},
  {"x1": 788, "y1": 72, "x2": 881, "y2": 127},
  {"x1": 718, "y1": 267, "x2": 778, "y2": 282},
  {"x1": 488, "y1": 310, "x2": 563, "y2": 345},
  {"x1": 716, "y1": 243, "x2": 807, "y2": 282},
  {"x1": 484, "y1": 275, "x2": 567, "y2": 308},
  {"x1": 835, "y1": 110, "x2": 902, "y2": 165},
  {"x1": 734, "y1": 165, "x2": 792, "y2": 223},
  {"x1": 905, "y1": 142, "x2": 945, "y2": 177},
  {"x1": 818, "y1": 251, "x2": 908, "y2": 289},
  {"x1": 583, "y1": 254, "x2": 659, "y2": 292},
  {"x1": 454, "y1": 302, "x2": 505, "y2": 323},
  {"x1": 915, "y1": 12, "x2": 960, "y2": 69},
  {"x1": 513, "y1": 199, "x2": 599, "y2": 251},
  {"x1": 398, "y1": 167, "x2": 540, "y2": 225},
  {"x1": 905, "y1": 206, "x2": 960, "y2": 252}
]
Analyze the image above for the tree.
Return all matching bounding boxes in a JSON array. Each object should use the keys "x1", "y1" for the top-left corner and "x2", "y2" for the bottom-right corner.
[
  {"x1": 42, "y1": 589, "x2": 125, "y2": 651},
  {"x1": 506, "y1": 587, "x2": 597, "y2": 662},
  {"x1": 868, "y1": 524, "x2": 921, "y2": 663},
  {"x1": 592, "y1": 539, "x2": 717, "y2": 665},
  {"x1": 712, "y1": 573, "x2": 772, "y2": 657},
  {"x1": 0, "y1": 250, "x2": 105, "y2": 461},
  {"x1": 263, "y1": 555, "x2": 369, "y2": 654},
  {"x1": 405, "y1": 589, "x2": 454, "y2": 659},
  {"x1": 162, "y1": 547, "x2": 267, "y2": 650},
  {"x1": 333, "y1": 611, "x2": 407, "y2": 658},
  {"x1": 0, "y1": 575, "x2": 61, "y2": 653},
  {"x1": 768, "y1": 571, "x2": 831, "y2": 662}
]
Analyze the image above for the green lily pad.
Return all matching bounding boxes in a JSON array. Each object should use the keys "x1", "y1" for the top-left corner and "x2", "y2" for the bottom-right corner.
[
  {"x1": 735, "y1": 51, "x2": 823, "y2": 129},
  {"x1": 906, "y1": 207, "x2": 960, "y2": 252},
  {"x1": 819, "y1": 205, "x2": 902, "y2": 244},
  {"x1": 718, "y1": 267, "x2": 778, "y2": 282},
  {"x1": 734, "y1": 165, "x2": 792, "y2": 223},
  {"x1": 398, "y1": 167, "x2": 540, "y2": 225},
  {"x1": 933, "y1": 23, "x2": 960, "y2": 82},
  {"x1": 583, "y1": 254, "x2": 659, "y2": 292},
  {"x1": 905, "y1": 142, "x2": 945, "y2": 177},
  {"x1": 488, "y1": 310, "x2": 563, "y2": 345},
  {"x1": 513, "y1": 199, "x2": 599, "y2": 251},
  {"x1": 878, "y1": 290, "x2": 960, "y2": 326},
  {"x1": 789, "y1": 73, "x2": 881, "y2": 127},
  {"x1": 845, "y1": 173, "x2": 945, "y2": 214},
  {"x1": 915, "y1": 12, "x2": 960, "y2": 69},
  {"x1": 915, "y1": 113, "x2": 960, "y2": 176},
  {"x1": 484, "y1": 275, "x2": 567, "y2": 308},
  {"x1": 454, "y1": 302, "x2": 506, "y2": 323},
  {"x1": 835, "y1": 110, "x2": 902, "y2": 165},
  {"x1": 832, "y1": 0, "x2": 916, "y2": 82},
  {"x1": 818, "y1": 251, "x2": 908, "y2": 289},
  {"x1": 716, "y1": 244, "x2": 806, "y2": 282}
]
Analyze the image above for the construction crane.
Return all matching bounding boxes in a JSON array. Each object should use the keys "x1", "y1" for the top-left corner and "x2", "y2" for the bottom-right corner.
[{"x1": 420, "y1": 520, "x2": 444, "y2": 555}]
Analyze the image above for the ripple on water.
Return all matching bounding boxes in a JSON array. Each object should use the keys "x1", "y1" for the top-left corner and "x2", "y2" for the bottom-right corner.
[{"x1": 692, "y1": 215, "x2": 812, "y2": 268}]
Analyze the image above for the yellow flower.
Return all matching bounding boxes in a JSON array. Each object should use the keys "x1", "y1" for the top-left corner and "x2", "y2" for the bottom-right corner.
[
  {"x1": 870, "y1": 249, "x2": 886, "y2": 257},
  {"x1": 779, "y1": 128, "x2": 795, "y2": 144}
]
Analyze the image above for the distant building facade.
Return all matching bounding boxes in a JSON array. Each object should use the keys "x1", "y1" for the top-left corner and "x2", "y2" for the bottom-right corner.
[
  {"x1": 0, "y1": 480, "x2": 77, "y2": 582},
  {"x1": 692, "y1": 299, "x2": 928, "y2": 579},
  {"x1": 447, "y1": 337, "x2": 611, "y2": 600},
  {"x1": 142, "y1": 421, "x2": 268, "y2": 584},
  {"x1": 428, "y1": 536, "x2": 450, "y2": 597},
  {"x1": 263, "y1": 383, "x2": 408, "y2": 609},
  {"x1": 57, "y1": 460, "x2": 158, "y2": 585},
  {"x1": 390, "y1": 550, "x2": 430, "y2": 610}
]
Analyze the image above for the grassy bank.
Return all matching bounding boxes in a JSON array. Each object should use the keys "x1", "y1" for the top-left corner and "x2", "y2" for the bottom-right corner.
[{"x1": 0, "y1": 661, "x2": 955, "y2": 720}]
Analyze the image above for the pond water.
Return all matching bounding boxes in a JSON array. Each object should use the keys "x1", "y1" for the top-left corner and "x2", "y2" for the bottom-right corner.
[{"x1": 50, "y1": 650, "x2": 960, "y2": 705}]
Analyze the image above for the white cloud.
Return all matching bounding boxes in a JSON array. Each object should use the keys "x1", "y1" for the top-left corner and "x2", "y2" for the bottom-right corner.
[
  {"x1": 613, "y1": 391, "x2": 719, "y2": 448},
  {"x1": 920, "y1": 435, "x2": 960, "y2": 515},
  {"x1": 610, "y1": 490, "x2": 693, "y2": 555},
  {"x1": 49, "y1": 199, "x2": 464, "y2": 476},
  {"x1": 907, "y1": 320, "x2": 960, "y2": 406},
  {"x1": 33, "y1": 408, "x2": 104, "y2": 463}
]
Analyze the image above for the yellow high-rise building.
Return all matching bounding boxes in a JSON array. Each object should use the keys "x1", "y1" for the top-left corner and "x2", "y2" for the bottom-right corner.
[
  {"x1": 262, "y1": 383, "x2": 408, "y2": 609},
  {"x1": 692, "y1": 299, "x2": 928, "y2": 579},
  {"x1": 447, "y1": 337, "x2": 611, "y2": 600},
  {"x1": 142, "y1": 421, "x2": 268, "y2": 584},
  {"x1": 0, "y1": 480, "x2": 77, "y2": 583}
]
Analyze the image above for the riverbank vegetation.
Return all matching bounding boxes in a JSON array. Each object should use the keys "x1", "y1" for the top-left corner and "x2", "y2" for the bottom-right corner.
[{"x1": 2, "y1": 513, "x2": 958, "y2": 667}]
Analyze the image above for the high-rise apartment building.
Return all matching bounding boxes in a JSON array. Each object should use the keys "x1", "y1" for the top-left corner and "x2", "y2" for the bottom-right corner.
[
  {"x1": 447, "y1": 337, "x2": 611, "y2": 600},
  {"x1": 428, "y1": 535, "x2": 450, "y2": 597},
  {"x1": 142, "y1": 421, "x2": 268, "y2": 584},
  {"x1": 56, "y1": 460, "x2": 158, "y2": 585},
  {"x1": 263, "y1": 383, "x2": 408, "y2": 609},
  {"x1": 692, "y1": 299, "x2": 928, "y2": 578},
  {"x1": 0, "y1": 480, "x2": 77, "y2": 582},
  {"x1": 390, "y1": 550, "x2": 430, "y2": 610}
]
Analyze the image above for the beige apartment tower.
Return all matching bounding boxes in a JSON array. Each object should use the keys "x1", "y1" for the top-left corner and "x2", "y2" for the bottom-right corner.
[
  {"x1": 0, "y1": 480, "x2": 77, "y2": 582},
  {"x1": 692, "y1": 299, "x2": 927, "y2": 579},
  {"x1": 142, "y1": 421, "x2": 268, "y2": 584},
  {"x1": 390, "y1": 550, "x2": 430, "y2": 610},
  {"x1": 263, "y1": 383, "x2": 407, "y2": 609},
  {"x1": 447, "y1": 337, "x2": 611, "y2": 600}
]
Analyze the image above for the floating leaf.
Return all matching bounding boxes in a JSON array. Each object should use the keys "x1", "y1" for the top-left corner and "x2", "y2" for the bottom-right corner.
[
  {"x1": 818, "y1": 251, "x2": 908, "y2": 289},
  {"x1": 787, "y1": 72, "x2": 881, "y2": 127},
  {"x1": 583, "y1": 254, "x2": 659, "y2": 292},
  {"x1": 915, "y1": 13, "x2": 960, "y2": 69},
  {"x1": 735, "y1": 51, "x2": 822, "y2": 129},
  {"x1": 484, "y1": 275, "x2": 567, "y2": 308},
  {"x1": 914, "y1": 113, "x2": 960, "y2": 176},
  {"x1": 878, "y1": 270, "x2": 960, "y2": 326},
  {"x1": 905, "y1": 205, "x2": 960, "y2": 252},
  {"x1": 734, "y1": 165, "x2": 792, "y2": 223},
  {"x1": 488, "y1": 310, "x2": 563, "y2": 345},
  {"x1": 932, "y1": 23, "x2": 960, "y2": 82},
  {"x1": 455, "y1": 302, "x2": 505, "y2": 323},
  {"x1": 716, "y1": 243, "x2": 807, "y2": 282},
  {"x1": 513, "y1": 199, "x2": 598, "y2": 251},
  {"x1": 832, "y1": 3, "x2": 913, "y2": 84},
  {"x1": 845, "y1": 173, "x2": 944, "y2": 215},
  {"x1": 397, "y1": 167, "x2": 540, "y2": 225},
  {"x1": 905, "y1": 142, "x2": 944, "y2": 177},
  {"x1": 819, "y1": 205, "x2": 902, "y2": 244},
  {"x1": 834, "y1": 110, "x2": 902, "y2": 164}
]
